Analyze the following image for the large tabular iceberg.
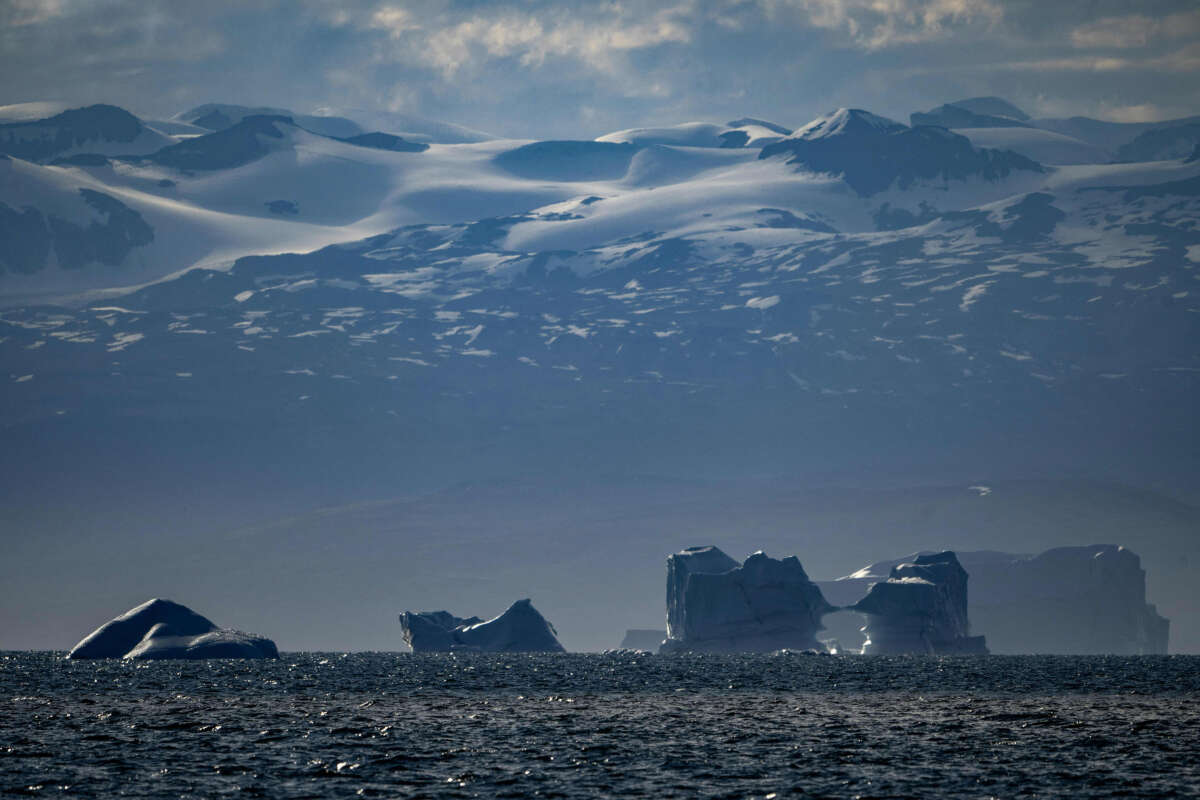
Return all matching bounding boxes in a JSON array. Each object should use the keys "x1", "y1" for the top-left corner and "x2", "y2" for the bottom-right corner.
[
  {"x1": 850, "y1": 551, "x2": 988, "y2": 655},
  {"x1": 963, "y1": 546, "x2": 1168, "y2": 654},
  {"x1": 619, "y1": 629, "x2": 667, "y2": 651},
  {"x1": 67, "y1": 598, "x2": 279, "y2": 660},
  {"x1": 661, "y1": 547, "x2": 834, "y2": 653},
  {"x1": 400, "y1": 599, "x2": 565, "y2": 653},
  {"x1": 823, "y1": 545, "x2": 1169, "y2": 654}
]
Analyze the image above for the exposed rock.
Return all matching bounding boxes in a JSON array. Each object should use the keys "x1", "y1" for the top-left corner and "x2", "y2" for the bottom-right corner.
[
  {"x1": 1115, "y1": 123, "x2": 1200, "y2": 163},
  {"x1": 143, "y1": 115, "x2": 293, "y2": 171},
  {"x1": 338, "y1": 132, "x2": 428, "y2": 153},
  {"x1": 67, "y1": 598, "x2": 278, "y2": 660},
  {"x1": 760, "y1": 108, "x2": 1043, "y2": 196},
  {"x1": 400, "y1": 599, "x2": 565, "y2": 652},
  {"x1": 662, "y1": 547, "x2": 834, "y2": 652},
  {"x1": 911, "y1": 103, "x2": 1030, "y2": 129},
  {"x1": 851, "y1": 551, "x2": 988, "y2": 655},
  {"x1": 619, "y1": 629, "x2": 666, "y2": 651},
  {"x1": 0, "y1": 188, "x2": 154, "y2": 275},
  {"x1": 0, "y1": 104, "x2": 166, "y2": 163}
]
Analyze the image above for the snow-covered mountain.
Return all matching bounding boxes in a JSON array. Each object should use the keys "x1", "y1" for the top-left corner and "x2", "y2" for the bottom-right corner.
[
  {"x1": 0, "y1": 104, "x2": 176, "y2": 163},
  {"x1": 2, "y1": 98, "x2": 1198, "y2": 650}
]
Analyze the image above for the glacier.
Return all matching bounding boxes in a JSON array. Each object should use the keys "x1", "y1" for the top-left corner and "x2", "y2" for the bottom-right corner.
[{"x1": 67, "y1": 598, "x2": 278, "y2": 660}]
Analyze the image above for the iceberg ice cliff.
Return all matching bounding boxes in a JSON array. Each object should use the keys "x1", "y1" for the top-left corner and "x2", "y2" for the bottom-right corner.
[
  {"x1": 67, "y1": 598, "x2": 278, "y2": 660},
  {"x1": 619, "y1": 629, "x2": 667, "y2": 651},
  {"x1": 963, "y1": 546, "x2": 1169, "y2": 654},
  {"x1": 851, "y1": 552, "x2": 988, "y2": 655},
  {"x1": 824, "y1": 545, "x2": 1169, "y2": 654},
  {"x1": 661, "y1": 547, "x2": 834, "y2": 653},
  {"x1": 400, "y1": 599, "x2": 565, "y2": 653}
]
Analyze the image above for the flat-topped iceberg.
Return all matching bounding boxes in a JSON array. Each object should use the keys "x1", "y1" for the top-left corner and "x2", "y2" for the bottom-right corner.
[
  {"x1": 67, "y1": 598, "x2": 278, "y2": 660},
  {"x1": 619, "y1": 629, "x2": 667, "y2": 651},
  {"x1": 824, "y1": 545, "x2": 1168, "y2": 654},
  {"x1": 400, "y1": 599, "x2": 565, "y2": 653},
  {"x1": 661, "y1": 547, "x2": 834, "y2": 653},
  {"x1": 962, "y1": 546, "x2": 1168, "y2": 654},
  {"x1": 851, "y1": 552, "x2": 988, "y2": 655}
]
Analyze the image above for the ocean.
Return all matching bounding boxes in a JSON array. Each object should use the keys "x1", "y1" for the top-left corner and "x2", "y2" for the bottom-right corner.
[{"x1": 3, "y1": 652, "x2": 1198, "y2": 798}]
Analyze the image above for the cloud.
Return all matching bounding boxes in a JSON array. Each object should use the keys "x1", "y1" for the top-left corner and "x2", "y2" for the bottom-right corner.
[
  {"x1": 1071, "y1": 10, "x2": 1200, "y2": 49},
  {"x1": 1, "y1": 0, "x2": 66, "y2": 26},
  {"x1": 361, "y1": 3, "x2": 694, "y2": 78},
  {"x1": 777, "y1": 0, "x2": 1004, "y2": 49},
  {"x1": 1, "y1": 0, "x2": 1200, "y2": 136},
  {"x1": 369, "y1": 5, "x2": 419, "y2": 38}
]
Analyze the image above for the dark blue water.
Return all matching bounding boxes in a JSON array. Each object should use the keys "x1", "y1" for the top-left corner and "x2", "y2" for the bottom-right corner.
[{"x1": 3, "y1": 653, "x2": 1198, "y2": 798}]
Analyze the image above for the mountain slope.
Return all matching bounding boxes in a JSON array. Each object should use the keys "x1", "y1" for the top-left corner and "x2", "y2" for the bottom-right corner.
[
  {"x1": 759, "y1": 108, "x2": 1043, "y2": 195},
  {"x1": 0, "y1": 104, "x2": 175, "y2": 163}
]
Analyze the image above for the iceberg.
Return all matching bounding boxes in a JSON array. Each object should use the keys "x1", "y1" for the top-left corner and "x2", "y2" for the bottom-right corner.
[
  {"x1": 661, "y1": 547, "x2": 834, "y2": 653},
  {"x1": 399, "y1": 599, "x2": 565, "y2": 653},
  {"x1": 67, "y1": 598, "x2": 278, "y2": 660},
  {"x1": 619, "y1": 629, "x2": 666, "y2": 651},
  {"x1": 962, "y1": 546, "x2": 1169, "y2": 654},
  {"x1": 851, "y1": 551, "x2": 988, "y2": 655},
  {"x1": 824, "y1": 545, "x2": 1169, "y2": 654}
]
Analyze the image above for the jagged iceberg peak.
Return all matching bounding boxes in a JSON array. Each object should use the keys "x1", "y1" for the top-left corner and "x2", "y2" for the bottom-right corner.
[
  {"x1": 791, "y1": 108, "x2": 907, "y2": 141},
  {"x1": 67, "y1": 598, "x2": 279, "y2": 660},
  {"x1": 400, "y1": 598, "x2": 565, "y2": 653},
  {"x1": 662, "y1": 547, "x2": 834, "y2": 653},
  {"x1": 852, "y1": 551, "x2": 987, "y2": 655}
]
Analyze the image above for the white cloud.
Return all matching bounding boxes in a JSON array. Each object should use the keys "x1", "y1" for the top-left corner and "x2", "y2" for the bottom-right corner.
[
  {"x1": 1071, "y1": 11, "x2": 1200, "y2": 50},
  {"x1": 418, "y1": 5, "x2": 694, "y2": 77},
  {"x1": 370, "y1": 5, "x2": 419, "y2": 39},
  {"x1": 775, "y1": 0, "x2": 1003, "y2": 49},
  {"x1": 0, "y1": 0, "x2": 66, "y2": 26}
]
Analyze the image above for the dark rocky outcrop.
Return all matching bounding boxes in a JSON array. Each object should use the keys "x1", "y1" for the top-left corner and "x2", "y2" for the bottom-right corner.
[
  {"x1": 338, "y1": 132, "x2": 428, "y2": 153},
  {"x1": 760, "y1": 108, "x2": 1043, "y2": 196},
  {"x1": 0, "y1": 104, "x2": 147, "y2": 162},
  {"x1": 1115, "y1": 123, "x2": 1200, "y2": 163},
  {"x1": 662, "y1": 547, "x2": 834, "y2": 652},
  {"x1": 400, "y1": 599, "x2": 565, "y2": 652},
  {"x1": 67, "y1": 599, "x2": 278, "y2": 660},
  {"x1": 143, "y1": 115, "x2": 293, "y2": 171},
  {"x1": 0, "y1": 188, "x2": 153, "y2": 275},
  {"x1": 851, "y1": 551, "x2": 988, "y2": 655},
  {"x1": 911, "y1": 103, "x2": 1030, "y2": 130}
]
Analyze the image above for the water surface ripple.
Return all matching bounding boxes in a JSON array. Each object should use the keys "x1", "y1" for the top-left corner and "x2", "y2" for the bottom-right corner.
[{"x1": 3, "y1": 653, "x2": 1198, "y2": 798}]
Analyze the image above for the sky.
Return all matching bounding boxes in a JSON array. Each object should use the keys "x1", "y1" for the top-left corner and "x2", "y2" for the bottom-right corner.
[{"x1": 2, "y1": 0, "x2": 1199, "y2": 138}]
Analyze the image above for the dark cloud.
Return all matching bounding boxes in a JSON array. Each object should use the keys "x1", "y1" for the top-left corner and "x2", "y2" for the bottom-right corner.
[{"x1": 1, "y1": 0, "x2": 1198, "y2": 137}]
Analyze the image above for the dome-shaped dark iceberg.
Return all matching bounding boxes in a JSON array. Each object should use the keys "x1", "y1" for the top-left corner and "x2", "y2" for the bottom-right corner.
[{"x1": 67, "y1": 598, "x2": 278, "y2": 660}]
